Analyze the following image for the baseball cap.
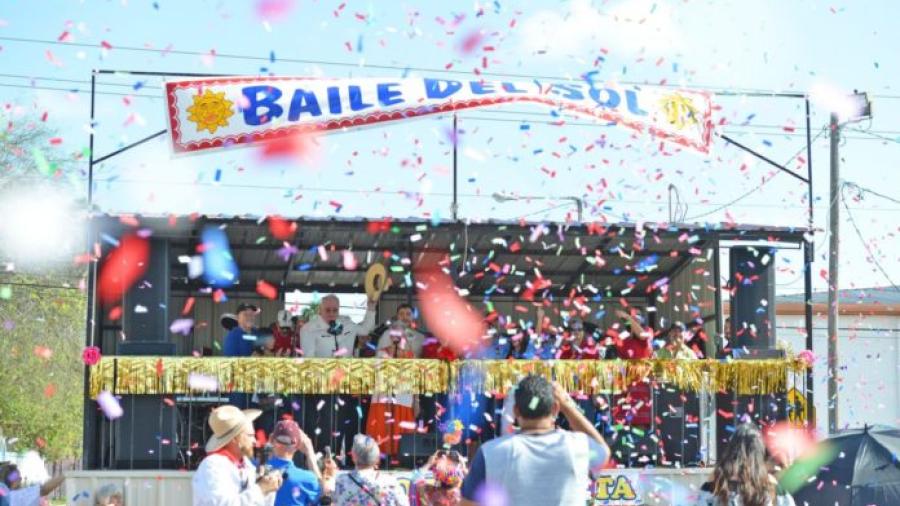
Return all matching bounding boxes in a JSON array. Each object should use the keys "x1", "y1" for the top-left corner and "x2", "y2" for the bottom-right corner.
[
  {"x1": 236, "y1": 303, "x2": 259, "y2": 313},
  {"x1": 271, "y1": 420, "x2": 302, "y2": 446}
]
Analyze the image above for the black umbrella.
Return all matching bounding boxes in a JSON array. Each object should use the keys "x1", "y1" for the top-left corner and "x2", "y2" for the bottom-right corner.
[{"x1": 791, "y1": 425, "x2": 900, "y2": 506}]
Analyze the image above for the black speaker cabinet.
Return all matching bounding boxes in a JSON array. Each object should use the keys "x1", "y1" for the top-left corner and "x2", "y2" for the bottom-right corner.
[
  {"x1": 113, "y1": 395, "x2": 178, "y2": 469},
  {"x1": 729, "y1": 246, "x2": 776, "y2": 350}
]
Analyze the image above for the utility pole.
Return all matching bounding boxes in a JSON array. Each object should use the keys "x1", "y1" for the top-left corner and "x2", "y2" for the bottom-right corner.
[{"x1": 827, "y1": 112, "x2": 840, "y2": 434}]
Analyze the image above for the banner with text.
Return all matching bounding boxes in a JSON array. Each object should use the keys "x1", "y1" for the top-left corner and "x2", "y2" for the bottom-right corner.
[{"x1": 165, "y1": 76, "x2": 714, "y2": 155}]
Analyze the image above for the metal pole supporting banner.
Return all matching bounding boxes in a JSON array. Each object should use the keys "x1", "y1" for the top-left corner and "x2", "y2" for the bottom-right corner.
[
  {"x1": 804, "y1": 98, "x2": 816, "y2": 429},
  {"x1": 81, "y1": 70, "x2": 100, "y2": 468},
  {"x1": 827, "y1": 112, "x2": 841, "y2": 433},
  {"x1": 452, "y1": 114, "x2": 458, "y2": 221}
]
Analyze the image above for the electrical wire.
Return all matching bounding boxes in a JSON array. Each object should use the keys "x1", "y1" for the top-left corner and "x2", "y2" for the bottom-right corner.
[
  {"x1": 684, "y1": 124, "x2": 830, "y2": 221},
  {"x1": 844, "y1": 181, "x2": 900, "y2": 206},
  {"x1": 840, "y1": 184, "x2": 900, "y2": 292}
]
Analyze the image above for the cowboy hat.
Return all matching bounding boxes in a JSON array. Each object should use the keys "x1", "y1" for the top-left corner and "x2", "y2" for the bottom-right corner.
[
  {"x1": 205, "y1": 405, "x2": 262, "y2": 453},
  {"x1": 364, "y1": 263, "x2": 390, "y2": 301}
]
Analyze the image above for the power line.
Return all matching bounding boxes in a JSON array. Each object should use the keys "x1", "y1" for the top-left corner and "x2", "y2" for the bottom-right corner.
[
  {"x1": 840, "y1": 184, "x2": 900, "y2": 292},
  {"x1": 0, "y1": 82, "x2": 160, "y2": 99},
  {"x1": 844, "y1": 181, "x2": 900, "y2": 206},
  {"x1": 0, "y1": 35, "x2": 835, "y2": 98}
]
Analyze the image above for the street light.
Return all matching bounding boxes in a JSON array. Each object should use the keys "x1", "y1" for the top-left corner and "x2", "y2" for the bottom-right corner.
[
  {"x1": 491, "y1": 192, "x2": 584, "y2": 222},
  {"x1": 825, "y1": 90, "x2": 872, "y2": 433}
]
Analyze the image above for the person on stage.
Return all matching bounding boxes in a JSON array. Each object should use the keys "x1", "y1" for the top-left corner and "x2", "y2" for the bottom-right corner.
[
  {"x1": 298, "y1": 293, "x2": 379, "y2": 464},
  {"x1": 366, "y1": 304, "x2": 423, "y2": 462}
]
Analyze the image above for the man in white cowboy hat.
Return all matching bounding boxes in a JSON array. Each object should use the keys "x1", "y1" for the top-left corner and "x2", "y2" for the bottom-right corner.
[{"x1": 193, "y1": 405, "x2": 283, "y2": 505}]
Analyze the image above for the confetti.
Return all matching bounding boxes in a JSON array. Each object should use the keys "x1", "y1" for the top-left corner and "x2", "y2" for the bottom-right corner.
[{"x1": 97, "y1": 391, "x2": 124, "y2": 420}]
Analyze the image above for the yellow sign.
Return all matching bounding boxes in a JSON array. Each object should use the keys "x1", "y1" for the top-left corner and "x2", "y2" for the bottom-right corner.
[
  {"x1": 593, "y1": 474, "x2": 642, "y2": 505},
  {"x1": 787, "y1": 387, "x2": 807, "y2": 425}
]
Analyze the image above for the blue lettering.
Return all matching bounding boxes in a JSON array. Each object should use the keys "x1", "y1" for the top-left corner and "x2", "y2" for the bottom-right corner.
[
  {"x1": 425, "y1": 78, "x2": 462, "y2": 99},
  {"x1": 377, "y1": 82, "x2": 404, "y2": 106},
  {"x1": 501, "y1": 82, "x2": 528, "y2": 93},
  {"x1": 470, "y1": 81, "x2": 496, "y2": 95},
  {"x1": 551, "y1": 83, "x2": 585, "y2": 100},
  {"x1": 287, "y1": 89, "x2": 322, "y2": 120},
  {"x1": 625, "y1": 89, "x2": 648, "y2": 116},
  {"x1": 241, "y1": 86, "x2": 283, "y2": 125},
  {"x1": 348, "y1": 85, "x2": 374, "y2": 111},
  {"x1": 589, "y1": 87, "x2": 621, "y2": 108},
  {"x1": 327, "y1": 86, "x2": 342, "y2": 114}
]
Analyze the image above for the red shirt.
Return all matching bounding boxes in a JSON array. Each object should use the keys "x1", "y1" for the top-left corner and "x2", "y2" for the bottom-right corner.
[
  {"x1": 616, "y1": 335, "x2": 653, "y2": 359},
  {"x1": 422, "y1": 339, "x2": 457, "y2": 361}
]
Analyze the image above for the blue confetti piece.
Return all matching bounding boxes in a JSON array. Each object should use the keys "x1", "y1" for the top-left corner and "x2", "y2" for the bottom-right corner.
[
  {"x1": 269, "y1": 51, "x2": 276, "y2": 63},
  {"x1": 101, "y1": 233, "x2": 120, "y2": 247},
  {"x1": 762, "y1": 139, "x2": 773, "y2": 147},
  {"x1": 133, "y1": 81, "x2": 145, "y2": 91},
  {"x1": 214, "y1": 169, "x2": 222, "y2": 182},
  {"x1": 297, "y1": 263, "x2": 313, "y2": 271},
  {"x1": 152, "y1": 1, "x2": 159, "y2": 9},
  {"x1": 357, "y1": 406, "x2": 364, "y2": 419},
  {"x1": 356, "y1": 35, "x2": 364, "y2": 53},
  {"x1": 520, "y1": 124, "x2": 530, "y2": 130}
]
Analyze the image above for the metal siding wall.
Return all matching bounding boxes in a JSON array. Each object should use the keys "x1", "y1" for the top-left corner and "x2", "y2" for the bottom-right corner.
[{"x1": 657, "y1": 252, "x2": 716, "y2": 330}]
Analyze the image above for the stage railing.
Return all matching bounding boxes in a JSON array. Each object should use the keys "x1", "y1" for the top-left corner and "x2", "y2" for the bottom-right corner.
[{"x1": 85, "y1": 357, "x2": 809, "y2": 471}]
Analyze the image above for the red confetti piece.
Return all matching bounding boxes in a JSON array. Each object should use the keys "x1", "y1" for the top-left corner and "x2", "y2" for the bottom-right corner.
[
  {"x1": 44, "y1": 384, "x2": 56, "y2": 398},
  {"x1": 108, "y1": 306, "x2": 123, "y2": 321},
  {"x1": 268, "y1": 215, "x2": 297, "y2": 240},
  {"x1": 34, "y1": 346, "x2": 53, "y2": 360},
  {"x1": 100, "y1": 40, "x2": 113, "y2": 50},
  {"x1": 181, "y1": 297, "x2": 195, "y2": 315},
  {"x1": 457, "y1": 30, "x2": 484, "y2": 55},
  {"x1": 256, "y1": 279, "x2": 278, "y2": 300},
  {"x1": 97, "y1": 234, "x2": 150, "y2": 306},
  {"x1": 415, "y1": 253, "x2": 487, "y2": 355}
]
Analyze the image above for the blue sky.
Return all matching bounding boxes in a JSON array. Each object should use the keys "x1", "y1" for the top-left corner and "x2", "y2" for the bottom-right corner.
[{"x1": 0, "y1": 0, "x2": 897, "y2": 294}]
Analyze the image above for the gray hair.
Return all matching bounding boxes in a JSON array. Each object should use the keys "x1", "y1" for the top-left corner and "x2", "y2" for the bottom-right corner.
[
  {"x1": 321, "y1": 294, "x2": 340, "y2": 304},
  {"x1": 351, "y1": 434, "x2": 380, "y2": 468},
  {"x1": 94, "y1": 483, "x2": 124, "y2": 505}
]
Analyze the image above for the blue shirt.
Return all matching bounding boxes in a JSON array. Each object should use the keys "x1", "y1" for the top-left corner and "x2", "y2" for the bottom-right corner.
[
  {"x1": 268, "y1": 456, "x2": 321, "y2": 506},
  {"x1": 223, "y1": 326, "x2": 258, "y2": 408},
  {"x1": 223, "y1": 326, "x2": 258, "y2": 357}
]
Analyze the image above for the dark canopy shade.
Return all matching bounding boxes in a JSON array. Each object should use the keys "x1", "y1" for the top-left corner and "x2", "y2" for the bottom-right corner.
[
  {"x1": 793, "y1": 425, "x2": 900, "y2": 506},
  {"x1": 92, "y1": 214, "x2": 808, "y2": 299}
]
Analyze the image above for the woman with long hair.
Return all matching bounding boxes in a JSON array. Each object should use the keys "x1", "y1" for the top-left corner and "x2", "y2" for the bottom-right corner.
[{"x1": 698, "y1": 423, "x2": 795, "y2": 506}]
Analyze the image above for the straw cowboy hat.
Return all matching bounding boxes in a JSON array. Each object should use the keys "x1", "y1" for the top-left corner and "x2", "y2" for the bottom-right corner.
[
  {"x1": 205, "y1": 405, "x2": 262, "y2": 452},
  {"x1": 364, "y1": 263, "x2": 390, "y2": 301}
]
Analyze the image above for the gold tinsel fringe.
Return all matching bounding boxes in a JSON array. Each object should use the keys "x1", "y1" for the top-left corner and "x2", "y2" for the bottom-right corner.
[{"x1": 88, "y1": 357, "x2": 807, "y2": 399}]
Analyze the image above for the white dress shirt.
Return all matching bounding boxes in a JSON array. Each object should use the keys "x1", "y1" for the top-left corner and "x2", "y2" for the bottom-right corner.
[
  {"x1": 376, "y1": 323, "x2": 425, "y2": 359},
  {"x1": 192, "y1": 453, "x2": 273, "y2": 506},
  {"x1": 299, "y1": 310, "x2": 376, "y2": 358}
]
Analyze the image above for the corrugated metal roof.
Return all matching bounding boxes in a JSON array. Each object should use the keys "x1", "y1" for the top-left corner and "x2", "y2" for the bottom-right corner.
[
  {"x1": 91, "y1": 213, "x2": 809, "y2": 297},
  {"x1": 777, "y1": 287, "x2": 900, "y2": 306}
]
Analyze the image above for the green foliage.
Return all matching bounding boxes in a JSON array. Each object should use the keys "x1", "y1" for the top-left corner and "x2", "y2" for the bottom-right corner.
[{"x1": 0, "y1": 271, "x2": 86, "y2": 461}]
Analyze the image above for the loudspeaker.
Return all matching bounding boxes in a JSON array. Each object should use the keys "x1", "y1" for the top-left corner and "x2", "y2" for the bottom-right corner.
[
  {"x1": 729, "y1": 247, "x2": 776, "y2": 350},
  {"x1": 655, "y1": 387, "x2": 701, "y2": 467},
  {"x1": 113, "y1": 396, "x2": 178, "y2": 469},
  {"x1": 715, "y1": 390, "x2": 787, "y2": 450},
  {"x1": 398, "y1": 433, "x2": 439, "y2": 468},
  {"x1": 122, "y1": 238, "x2": 170, "y2": 342},
  {"x1": 113, "y1": 340, "x2": 178, "y2": 469}
]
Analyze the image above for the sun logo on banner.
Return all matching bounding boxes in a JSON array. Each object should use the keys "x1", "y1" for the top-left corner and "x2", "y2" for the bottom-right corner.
[
  {"x1": 186, "y1": 89, "x2": 234, "y2": 134},
  {"x1": 660, "y1": 93, "x2": 699, "y2": 130}
]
